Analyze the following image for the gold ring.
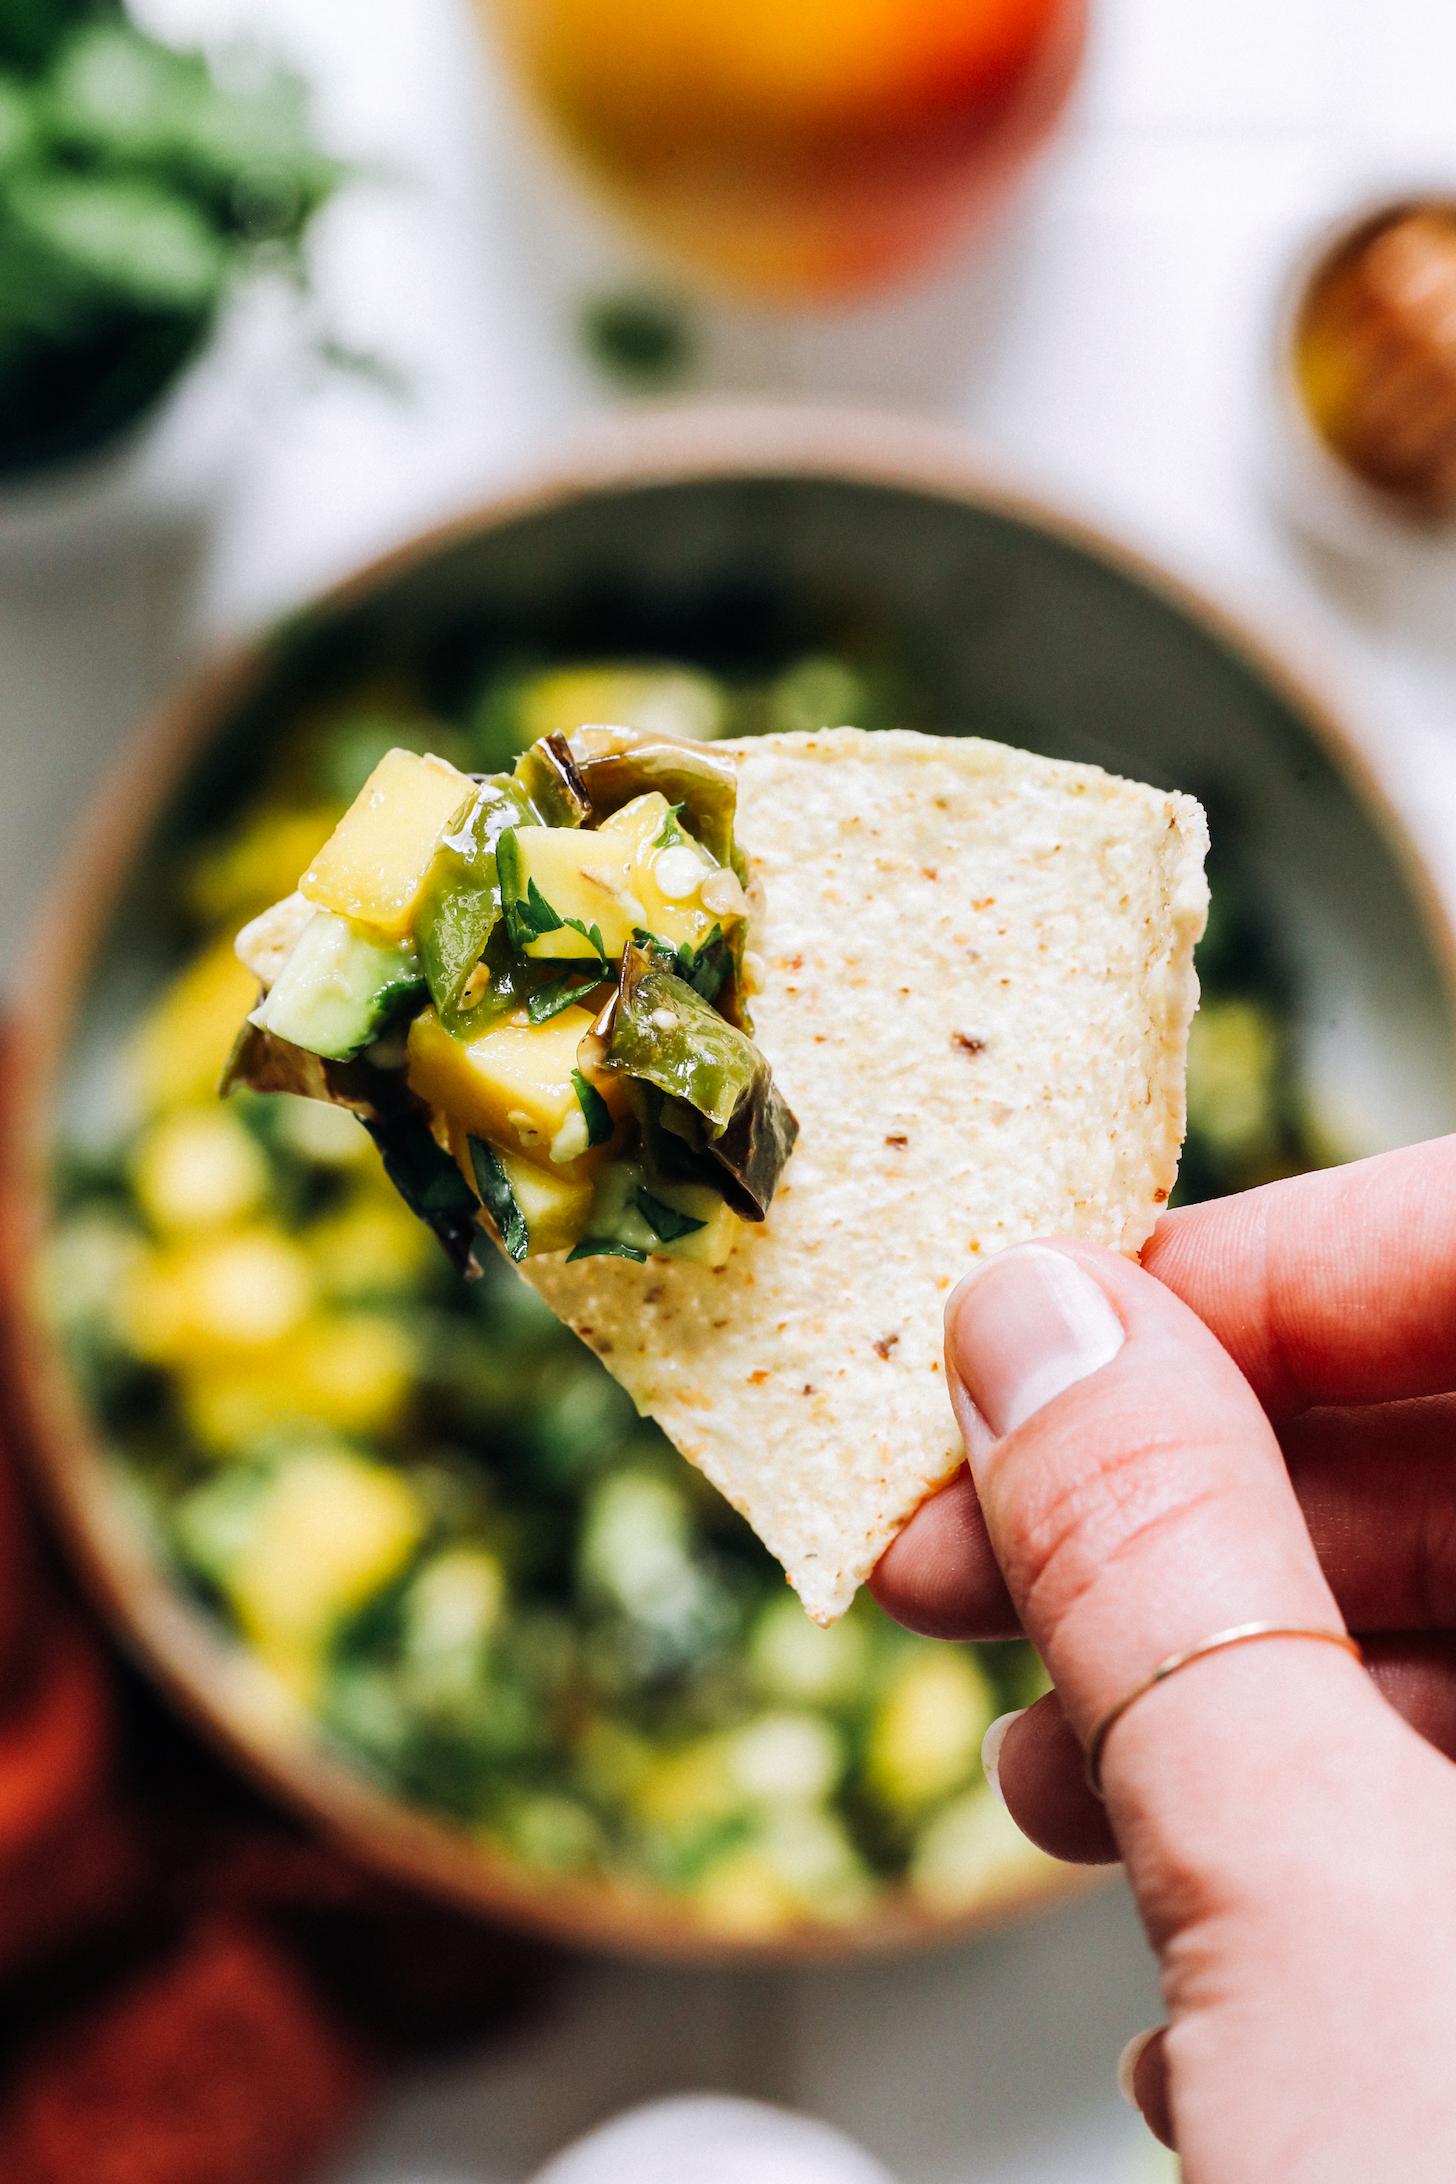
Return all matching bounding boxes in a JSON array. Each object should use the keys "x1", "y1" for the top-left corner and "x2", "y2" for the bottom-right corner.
[{"x1": 1085, "y1": 1621, "x2": 1363, "y2": 1798}]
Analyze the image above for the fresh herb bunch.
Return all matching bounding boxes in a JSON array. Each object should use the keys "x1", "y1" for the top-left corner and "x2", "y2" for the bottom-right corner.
[{"x1": 0, "y1": 0, "x2": 343, "y2": 475}]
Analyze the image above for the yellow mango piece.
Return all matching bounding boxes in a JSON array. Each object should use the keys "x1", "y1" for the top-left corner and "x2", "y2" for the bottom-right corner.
[
  {"x1": 228, "y1": 1446, "x2": 425, "y2": 1690},
  {"x1": 126, "y1": 1229, "x2": 314, "y2": 1364},
  {"x1": 300, "y1": 748, "x2": 471, "y2": 940},
  {"x1": 445, "y1": 1125, "x2": 591, "y2": 1259},
  {"x1": 499, "y1": 1151, "x2": 595, "y2": 1255},
  {"x1": 865, "y1": 1649, "x2": 997, "y2": 1813},
  {"x1": 131, "y1": 1108, "x2": 267, "y2": 1234},
  {"x1": 600, "y1": 792, "x2": 736, "y2": 957},
  {"x1": 131, "y1": 936, "x2": 258, "y2": 1114},
  {"x1": 506, "y1": 826, "x2": 639, "y2": 962},
  {"x1": 180, "y1": 1312, "x2": 415, "y2": 1454},
  {"x1": 407, "y1": 1005, "x2": 623, "y2": 1167}
]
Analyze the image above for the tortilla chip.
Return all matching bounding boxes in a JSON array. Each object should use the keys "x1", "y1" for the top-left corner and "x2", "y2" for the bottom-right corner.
[{"x1": 526, "y1": 730, "x2": 1209, "y2": 1622}]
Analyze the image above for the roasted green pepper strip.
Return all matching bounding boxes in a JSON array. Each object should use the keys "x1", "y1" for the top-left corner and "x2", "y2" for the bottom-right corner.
[
  {"x1": 605, "y1": 945, "x2": 798, "y2": 1220},
  {"x1": 568, "y1": 728, "x2": 738, "y2": 869},
  {"x1": 512, "y1": 731, "x2": 592, "y2": 828},
  {"x1": 415, "y1": 774, "x2": 535, "y2": 1019}
]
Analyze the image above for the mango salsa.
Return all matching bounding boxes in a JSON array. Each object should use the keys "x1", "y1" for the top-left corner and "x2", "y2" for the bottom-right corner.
[{"x1": 49, "y1": 646, "x2": 1333, "y2": 1941}]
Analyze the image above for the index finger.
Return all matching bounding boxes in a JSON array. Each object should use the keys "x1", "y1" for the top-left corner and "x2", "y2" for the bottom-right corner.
[{"x1": 1145, "y1": 1136, "x2": 1456, "y2": 1415}]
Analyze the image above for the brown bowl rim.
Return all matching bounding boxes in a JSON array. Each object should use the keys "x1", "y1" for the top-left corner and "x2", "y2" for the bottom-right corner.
[{"x1": 5, "y1": 402, "x2": 1453, "y2": 1967}]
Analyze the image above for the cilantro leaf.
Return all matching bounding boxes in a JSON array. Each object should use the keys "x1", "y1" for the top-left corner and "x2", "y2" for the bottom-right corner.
[
  {"x1": 567, "y1": 1237, "x2": 648, "y2": 1263},
  {"x1": 468, "y1": 1138, "x2": 529, "y2": 1263},
  {"x1": 364, "y1": 1113, "x2": 479, "y2": 1273},
  {"x1": 504, "y1": 873, "x2": 565, "y2": 950},
  {"x1": 571, "y1": 1068, "x2": 613, "y2": 1147},
  {"x1": 635, "y1": 1187, "x2": 707, "y2": 1243},
  {"x1": 651, "y1": 802, "x2": 685, "y2": 848},
  {"x1": 630, "y1": 922, "x2": 729, "y2": 1004},
  {"x1": 527, "y1": 974, "x2": 599, "y2": 1026},
  {"x1": 561, "y1": 914, "x2": 609, "y2": 965}
]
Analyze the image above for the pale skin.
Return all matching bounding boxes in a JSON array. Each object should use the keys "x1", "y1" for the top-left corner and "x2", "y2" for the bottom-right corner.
[{"x1": 871, "y1": 1138, "x2": 1456, "y2": 2183}]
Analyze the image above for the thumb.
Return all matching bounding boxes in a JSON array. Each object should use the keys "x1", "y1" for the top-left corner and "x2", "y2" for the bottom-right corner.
[{"x1": 943, "y1": 1240, "x2": 1399, "y2": 1932}]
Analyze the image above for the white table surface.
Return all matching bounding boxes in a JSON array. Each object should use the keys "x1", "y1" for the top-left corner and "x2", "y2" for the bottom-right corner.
[{"x1": 5, "y1": 3, "x2": 1454, "y2": 2179}]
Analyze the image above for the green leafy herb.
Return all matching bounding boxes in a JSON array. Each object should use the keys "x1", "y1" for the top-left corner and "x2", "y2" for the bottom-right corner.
[
  {"x1": 651, "y1": 803, "x2": 685, "y2": 848},
  {"x1": 571, "y1": 1068, "x2": 613, "y2": 1148},
  {"x1": 635, "y1": 1188, "x2": 706, "y2": 1243},
  {"x1": 563, "y1": 916, "x2": 608, "y2": 964},
  {"x1": 468, "y1": 1138, "x2": 529, "y2": 1263},
  {"x1": 527, "y1": 975, "x2": 600, "y2": 1026},
  {"x1": 567, "y1": 1237, "x2": 648, "y2": 1263},
  {"x1": 631, "y1": 924, "x2": 730, "y2": 1006},
  {"x1": 502, "y1": 866, "x2": 564, "y2": 950},
  {"x1": 0, "y1": 15, "x2": 345, "y2": 478},
  {"x1": 578, "y1": 290, "x2": 696, "y2": 390},
  {"x1": 365, "y1": 1115, "x2": 480, "y2": 1273}
]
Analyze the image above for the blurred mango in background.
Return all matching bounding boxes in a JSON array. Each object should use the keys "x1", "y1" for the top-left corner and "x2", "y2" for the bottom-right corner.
[{"x1": 483, "y1": 0, "x2": 1088, "y2": 302}]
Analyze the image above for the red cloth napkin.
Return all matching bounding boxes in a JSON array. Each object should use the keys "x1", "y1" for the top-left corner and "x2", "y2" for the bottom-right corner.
[{"x1": 0, "y1": 1411, "x2": 552, "y2": 2182}]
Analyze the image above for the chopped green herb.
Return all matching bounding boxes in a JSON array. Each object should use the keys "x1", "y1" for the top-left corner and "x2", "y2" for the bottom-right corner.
[
  {"x1": 571, "y1": 1069, "x2": 614, "y2": 1148},
  {"x1": 562, "y1": 915, "x2": 609, "y2": 965},
  {"x1": 635, "y1": 1188, "x2": 707, "y2": 1243},
  {"x1": 632, "y1": 923, "x2": 730, "y2": 1006},
  {"x1": 527, "y1": 975, "x2": 600, "y2": 1026},
  {"x1": 578, "y1": 290, "x2": 696, "y2": 390},
  {"x1": 502, "y1": 863, "x2": 565, "y2": 950},
  {"x1": 468, "y1": 1138, "x2": 529, "y2": 1264},
  {"x1": 499, "y1": 833, "x2": 609, "y2": 965},
  {"x1": 651, "y1": 803, "x2": 685, "y2": 849},
  {"x1": 363, "y1": 1113, "x2": 480, "y2": 1274},
  {"x1": 567, "y1": 1237, "x2": 648, "y2": 1263}
]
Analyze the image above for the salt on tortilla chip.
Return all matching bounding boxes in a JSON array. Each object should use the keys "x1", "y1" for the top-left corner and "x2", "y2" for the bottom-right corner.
[{"x1": 526, "y1": 729, "x2": 1210, "y2": 1623}]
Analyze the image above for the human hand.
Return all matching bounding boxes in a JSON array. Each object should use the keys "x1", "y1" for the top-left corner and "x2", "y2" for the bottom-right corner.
[{"x1": 872, "y1": 1139, "x2": 1456, "y2": 2183}]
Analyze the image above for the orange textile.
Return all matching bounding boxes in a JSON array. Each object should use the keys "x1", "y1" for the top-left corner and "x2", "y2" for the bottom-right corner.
[{"x1": 0, "y1": 1397, "x2": 548, "y2": 2181}]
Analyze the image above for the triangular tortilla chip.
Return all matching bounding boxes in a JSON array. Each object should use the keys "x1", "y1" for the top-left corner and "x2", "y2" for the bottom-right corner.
[{"x1": 526, "y1": 730, "x2": 1209, "y2": 1622}]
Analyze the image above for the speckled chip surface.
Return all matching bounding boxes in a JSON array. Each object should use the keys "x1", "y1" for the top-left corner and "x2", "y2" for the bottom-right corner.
[{"x1": 526, "y1": 729, "x2": 1209, "y2": 1623}]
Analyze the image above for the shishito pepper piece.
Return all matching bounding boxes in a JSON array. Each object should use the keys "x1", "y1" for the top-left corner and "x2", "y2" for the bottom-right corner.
[
  {"x1": 604, "y1": 945, "x2": 797, "y2": 1219},
  {"x1": 405, "y1": 1003, "x2": 626, "y2": 1170},
  {"x1": 300, "y1": 747, "x2": 473, "y2": 941},
  {"x1": 414, "y1": 773, "x2": 535, "y2": 1017},
  {"x1": 569, "y1": 726, "x2": 740, "y2": 869}
]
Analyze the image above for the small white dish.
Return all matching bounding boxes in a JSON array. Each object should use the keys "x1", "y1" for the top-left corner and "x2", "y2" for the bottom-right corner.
[{"x1": 1264, "y1": 185, "x2": 1456, "y2": 563}]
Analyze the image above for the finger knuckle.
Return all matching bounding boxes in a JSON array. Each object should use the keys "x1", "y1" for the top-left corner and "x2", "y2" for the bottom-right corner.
[{"x1": 999, "y1": 1413, "x2": 1233, "y2": 1645}]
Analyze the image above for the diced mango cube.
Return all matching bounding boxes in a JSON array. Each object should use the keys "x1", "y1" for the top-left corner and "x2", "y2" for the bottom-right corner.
[
  {"x1": 446, "y1": 1123, "x2": 593, "y2": 1257},
  {"x1": 227, "y1": 1446, "x2": 425, "y2": 1692},
  {"x1": 300, "y1": 748, "x2": 471, "y2": 940},
  {"x1": 407, "y1": 1005, "x2": 624, "y2": 1167},
  {"x1": 502, "y1": 826, "x2": 639, "y2": 962},
  {"x1": 125, "y1": 1229, "x2": 315, "y2": 1363},
  {"x1": 131, "y1": 935, "x2": 258, "y2": 1114},
  {"x1": 498, "y1": 1151, "x2": 595, "y2": 1254},
  {"x1": 180, "y1": 1311, "x2": 415, "y2": 1454},
  {"x1": 599, "y1": 792, "x2": 733, "y2": 957}
]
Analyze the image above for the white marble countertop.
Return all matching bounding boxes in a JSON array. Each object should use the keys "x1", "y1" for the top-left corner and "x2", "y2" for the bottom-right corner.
[{"x1": 3, "y1": 2, "x2": 1453, "y2": 2177}]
